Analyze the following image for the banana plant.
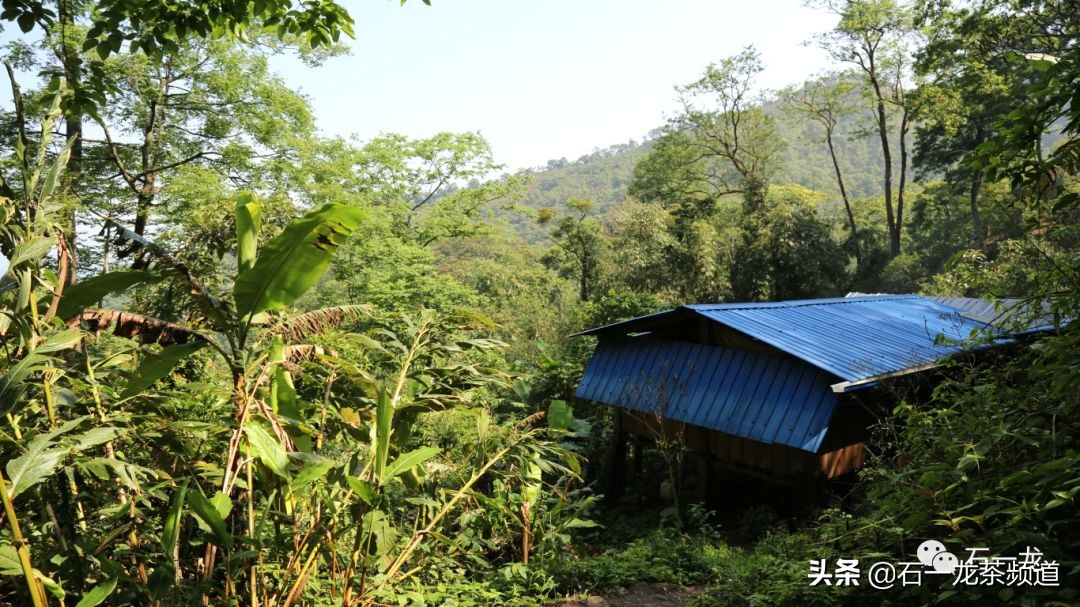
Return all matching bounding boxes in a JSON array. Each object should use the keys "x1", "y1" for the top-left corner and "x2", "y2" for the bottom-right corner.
[{"x1": 5, "y1": 179, "x2": 371, "y2": 604}]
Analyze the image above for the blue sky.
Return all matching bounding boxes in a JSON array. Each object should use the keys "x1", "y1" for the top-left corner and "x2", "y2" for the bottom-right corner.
[{"x1": 270, "y1": 0, "x2": 840, "y2": 171}]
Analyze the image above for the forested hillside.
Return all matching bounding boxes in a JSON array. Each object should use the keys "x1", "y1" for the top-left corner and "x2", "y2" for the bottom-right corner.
[
  {"x1": 0, "y1": 1, "x2": 1077, "y2": 606},
  {"x1": 503, "y1": 142, "x2": 648, "y2": 242},
  {"x1": 505, "y1": 93, "x2": 888, "y2": 243}
]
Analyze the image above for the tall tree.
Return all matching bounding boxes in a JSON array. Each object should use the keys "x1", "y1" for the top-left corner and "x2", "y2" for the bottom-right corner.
[
  {"x1": 782, "y1": 73, "x2": 862, "y2": 264},
  {"x1": 606, "y1": 198, "x2": 677, "y2": 297},
  {"x1": 538, "y1": 198, "x2": 609, "y2": 303},
  {"x1": 0, "y1": 0, "x2": 354, "y2": 60},
  {"x1": 731, "y1": 185, "x2": 848, "y2": 301},
  {"x1": 87, "y1": 39, "x2": 319, "y2": 242},
  {"x1": 811, "y1": 0, "x2": 916, "y2": 257},
  {"x1": 351, "y1": 132, "x2": 526, "y2": 246},
  {"x1": 2, "y1": 0, "x2": 359, "y2": 281},
  {"x1": 632, "y1": 47, "x2": 782, "y2": 215},
  {"x1": 913, "y1": 0, "x2": 1061, "y2": 251}
]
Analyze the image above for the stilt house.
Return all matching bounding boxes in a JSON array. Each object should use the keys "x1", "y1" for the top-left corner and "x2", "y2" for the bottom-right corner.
[{"x1": 574, "y1": 294, "x2": 1046, "y2": 487}]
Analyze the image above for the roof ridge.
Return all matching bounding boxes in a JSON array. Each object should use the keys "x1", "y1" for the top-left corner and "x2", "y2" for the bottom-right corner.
[{"x1": 686, "y1": 294, "x2": 920, "y2": 311}]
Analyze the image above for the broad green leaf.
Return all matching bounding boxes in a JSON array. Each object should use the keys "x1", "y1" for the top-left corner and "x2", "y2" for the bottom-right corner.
[
  {"x1": 235, "y1": 193, "x2": 261, "y2": 274},
  {"x1": 512, "y1": 379, "x2": 532, "y2": 402},
  {"x1": 346, "y1": 477, "x2": 378, "y2": 506},
  {"x1": 371, "y1": 389, "x2": 393, "y2": 482},
  {"x1": 382, "y1": 446, "x2": 441, "y2": 483},
  {"x1": 0, "y1": 543, "x2": 21, "y2": 574},
  {"x1": 476, "y1": 407, "x2": 491, "y2": 439},
  {"x1": 36, "y1": 329, "x2": 84, "y2": 354},
  {"x1": 56, "y1": 271, "x2": 164, "y2": 319},
  {"x1": 74, "y1": 577, "x2": 117, "y2": 607},
  {"x1": 271, "y1": 365, "x2": 306, "y2": 450},
  {"x1": 234, "y1": 202, "x2": 365, "y2": 318},
  {"x1": 187, "y1": 490, "x2": 234, "y2": 548},
  {"x1": 6, "y1": 237, "x2": 53, "y2": 271},
  {"x1": 39, "y1": 135, "x2": 74, "y2": 202},
  {"x1": 162, "y1": 480, "x2": 188, "y2": 563},
  {"x1": 75, "y1": 457, "x2": 153, "y2": 493},
  {"x1": 70, "y1": 427, "x2": 122, "y2": 451},
  {"x1": 17, "y1": 268, "x2": 31, "y2": 310},
  {"x1": 361, "y1": 509, "x2": 396, "y2": 558},
  {"x1": 0, "y1": 330, "x2": 83, "y2": 402},
  {"x1": 5, "y1": 437, "x2": 66, "y2": 498},
  {"x1": 268, "y1": 337, "x2": 300, "y2": 423},
  {"x1": 245, "y1": 423, "x2": 290, "y2": 479},
  {"x1": 339, "y1": 407, "x2": 362, "y2": 426},
  {"x1": 37, "y1": 570, "x2": 64, "y2": 599},
  {"x1": 38, "y1": 416, "x2": 88, "y2": 444},
  {"x1": 121, "y1": 342, "x2": 206, "y2": 399},
  {"x1": 522, "y1": 457, "x2": 542, "y2": 507},
  {"x1": 292, "y1": 456, "x2": 336, "y2": 489},
  {"x1": 548, "y1": 400, "x2": 572, "y2": 430},
  {"x1": 210, "y1": 491, "x2": 233, "y2": 520},
  {"x1": 957, "y1": 452, "x2": 981, "y2": 471}
]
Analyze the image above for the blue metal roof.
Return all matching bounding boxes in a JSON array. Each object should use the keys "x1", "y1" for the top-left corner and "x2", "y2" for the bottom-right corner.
[
  {"x1": 926, "y1": 295, "x2": 1055, "y2": 334},
  {"x1": 575, "y1": 338, "x2": 839, "y2": 452},
  {"x1": 578, "y1": 295, "x2": 995, "y2": 383}
]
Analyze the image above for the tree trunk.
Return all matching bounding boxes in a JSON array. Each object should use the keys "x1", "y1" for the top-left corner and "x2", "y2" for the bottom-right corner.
[
  {"x1": 59, "y1": 4, "x2": 81, "y2": 284},
  {"x1": 868, "y1": 64, "x2": 897, "y2": 257},
  {"x1": 970, "y1": 126, "x2": 986, "y2": 250},
  {"x1": 579, "y1": 257, "x2": 590, "y2": 303},
  {"x1": 970, "y1": 170, "x2": 984, "y2": 250},
  {"x1": 134, "y1": 64, "x2": 170, "y2": 238},
  {"x1": 134, "y1": 192, "x2": 152, "y2": 237},
  {"x1": 895, "y1": 106, "x2": 910, "y2": 256},
  {"x1": 65, "y1": 116, "x2": 81, "y2": 284},
  {"x1": 826, "y1": 132, "x2": 860, "y2": 265}
]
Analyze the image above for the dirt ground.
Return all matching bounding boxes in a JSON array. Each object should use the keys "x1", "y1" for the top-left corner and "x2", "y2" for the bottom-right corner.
[{"x1": 559, "y1": 583, "x2": 704, "y2": 607}]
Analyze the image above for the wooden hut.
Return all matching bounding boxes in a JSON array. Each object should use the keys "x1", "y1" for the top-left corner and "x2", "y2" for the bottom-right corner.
[{"x1": 573, "y1": 294, "x2": 1047, "y2": 494}]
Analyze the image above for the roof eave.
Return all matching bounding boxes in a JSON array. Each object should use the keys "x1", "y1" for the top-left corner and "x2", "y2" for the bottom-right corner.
[{"x1": 569, "y1": 306, "x2": 686, "y2": 337}]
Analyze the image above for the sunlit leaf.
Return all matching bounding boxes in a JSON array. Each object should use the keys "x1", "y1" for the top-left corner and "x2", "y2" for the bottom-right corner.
[
  {"x1": 161, "y1": 480, "x2": 188, "y2": 563},
  {"x1": 56, "y1": 271, "x2": 164, "y2": 319},
  {"x1": 121, "y1": 341, "x2": 206, "y2": 399},
  {"x1": 383, "y1": 446, "x2": 441, "y2": 483},
  {"x1": 346, "y1": 477, "x2": 378, "y2": 506},
  {"x1": 234, "y1": 202, "x2": 364, "y2": 318},
  {"x1": 188, "y1": 489, "x2": 233, "y2": 548},
  {"x1": 5, "y1": 437, "x2": 66, "y2": 499},
  {"x1": 245, "y1": 423, "x2": 290, "y2": 479},
  {"x1": 74, "y1": 576, "x2": 117, "y2": 607},
  {"x1": 235, "y1": 193, "x2": 261, "y2": 274},
  {"x1": 547, "y1": 400, "x2": 572, "y2": 430}
]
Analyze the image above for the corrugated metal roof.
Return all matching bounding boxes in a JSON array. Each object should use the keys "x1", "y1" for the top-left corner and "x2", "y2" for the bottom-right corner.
[
  {"x1": 927, "y1": 296, "x2": 1012, "y2": 324},
  {"x1": 925, "y1": 296, "x2": 1054, "y2": 334},
  {"x1": 577, "y1": 295, "x2": 994, "y2": 383},
  {"x1": 575, "y1": 338, "x2": 839, "y2": 452},
  {"x1": 690, "y1": 296, "x2": 986, "y2": 382}
]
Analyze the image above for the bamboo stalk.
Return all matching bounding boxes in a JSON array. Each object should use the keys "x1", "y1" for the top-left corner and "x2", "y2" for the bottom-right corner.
[
  {"x1": 0, "y1": 467, "x2": 50, "y2": 607},
  {"x1": 281, "y1": 545, "x2": 321, "y2": 607},
  {"x1": 247, "y1": 444, "x2": 259, "y2": 607}
]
